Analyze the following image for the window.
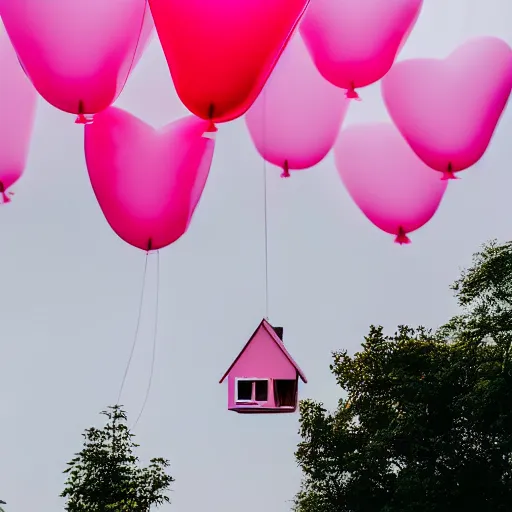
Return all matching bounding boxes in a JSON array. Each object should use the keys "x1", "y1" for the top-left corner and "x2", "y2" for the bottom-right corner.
[
  {"x1": 236, "y1": 379, "x2": 269, "y2": 402},
  {"x1": 274, "y1": 379, "x2": 297, "y2": 407}
]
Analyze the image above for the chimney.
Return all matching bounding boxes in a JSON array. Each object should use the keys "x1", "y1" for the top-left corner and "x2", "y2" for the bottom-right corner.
[{"x1": 273, "y1": 326, "x2": 284, "y2": 341}]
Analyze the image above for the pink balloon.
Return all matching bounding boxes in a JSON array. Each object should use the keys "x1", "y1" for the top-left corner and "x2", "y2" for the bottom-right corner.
[
  {"x1": 300, "y1": 0, "x2": 423, "y2": 98},
  {"x1": 245, "y1": 35, "x2": 349, "y2": 177},
  {"x1": 382, "y1": 37, "x2": 512, "y2": 179},
  {"x1": 0, "y1": 0, "x2": 154, "y2": 123},
  {"x1": 334, "y1": 123, "x2": 448, "y2": 244},
  {"x1": 84, "y1": 108, "x2": 215, "y2": 251},
  {"x1": 148, "y1": 0, "x2": 310, "y2": 124},
  {"x1": 0, "y1": 24, "x2": 37, "y2": 203}
]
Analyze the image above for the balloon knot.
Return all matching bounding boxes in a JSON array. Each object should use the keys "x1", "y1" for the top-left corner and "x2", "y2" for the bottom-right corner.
[
  {"x1": 0, "y1": 182, "x2": 11, "y2": 204},
  {"x1": 440, "y1": 168, "x2": 459, "y2": 180},
  {"x1": 346, "y1": 82, "x2": 361, "y2": 101},
  {"x1": 0, "y1": 191, "x2": 11, "y2": 204},
  {"x1": 205, "y1": 120, "x2": 218, "y2": 133},
  {"x1": 394, "y1": 227, "x2": 411, "y2": 245},
  {"x1": 281, "y1": 160, "x2": 290, "y2": 178},
  {"x1": 75, "y1": 113, "x2": 93, "y2": 125}
]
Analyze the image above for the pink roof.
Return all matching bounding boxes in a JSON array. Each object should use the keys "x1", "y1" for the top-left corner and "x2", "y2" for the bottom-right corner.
[{"x1": 219, "y1": 319, "x2": 308, "y2": 383}]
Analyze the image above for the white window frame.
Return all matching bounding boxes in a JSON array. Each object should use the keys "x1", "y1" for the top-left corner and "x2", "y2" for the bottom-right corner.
[{"x1": 235, "y1": 378, "x2": 269, "y2": 403}]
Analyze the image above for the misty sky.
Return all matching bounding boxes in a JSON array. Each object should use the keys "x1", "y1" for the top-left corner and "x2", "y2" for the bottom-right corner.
[{"x1": 0, "y1": 1, "x2": 511, "y2": 511}]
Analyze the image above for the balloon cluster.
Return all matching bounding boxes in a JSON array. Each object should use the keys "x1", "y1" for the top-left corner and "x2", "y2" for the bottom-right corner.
[{"x1": 0, "y1": 0, "x2": 510, "y2": 247}]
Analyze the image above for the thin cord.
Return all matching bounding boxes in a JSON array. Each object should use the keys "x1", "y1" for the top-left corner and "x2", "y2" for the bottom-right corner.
[
  {"x1": 262, "y1": 89, "x2": 270, "y2": 321},
  {"x1": 132, "y1": 250, "x2": 160, "y2": 430},
  {"x1": 117, "y1": 252, "x2": 149, "y2": 405}
]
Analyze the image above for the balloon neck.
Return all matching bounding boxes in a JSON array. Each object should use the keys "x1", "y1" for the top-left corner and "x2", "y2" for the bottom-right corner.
[
  {"x1": 441, "y1": 165, "x2": 459, "y2": 181},
  {"x1": 280, "y1": 160, "x2": 290, "y2": 179},
  {"x1": 75, "y1": 113, "x2": 93, "y2": 125},
  {"x1": 394, "y1": 227, "x2": 411, "y2": 245},
  {"x1": 346, "y1": 83, "x2": 361, "y2": 101}
]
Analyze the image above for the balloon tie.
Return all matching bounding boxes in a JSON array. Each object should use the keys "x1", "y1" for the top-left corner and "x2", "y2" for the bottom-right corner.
[
  {"x1": 280, "y1": 160, "x2": 290, "y2": 178},
  {"x1": 205, "y1": 120, "x2": 218, "y2": 133},
  {"x1": 440, "y1": 162, "x2": 459, "y2": 180},
  {"x1": 75, "y1": 100, "x2": 93, "y2": 124},
  {"x1": 205, "y1": 103, "x2": 218, "y2": 132},
  {"x1": 0, "y1": 183, "x2": 11, "y2": 204},
  {"x1": 346, "y1": 82, "x2": 361, "y2": 101},
  {"x1": 394, "y1": 227, "x2": 411, "y2": 245}
]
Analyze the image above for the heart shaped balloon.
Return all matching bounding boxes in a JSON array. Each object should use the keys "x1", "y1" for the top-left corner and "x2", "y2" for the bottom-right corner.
[
  {"x1": 334, "y1": 123, "x2": 448, "y2": 244},
  {"x1": 149, "y1": 0, "x2": 310, "y2": 124},
  {"x1": 0, "y1": 0, "x2": 154, "y2": 123},
  {"x1": 245, "y1": 34, "x2": 349, "y2": 177},
  {"x1": 84, "y1": 108, "x2": 215, "y2": 251},
  {"x1": 300, "y1": 0, "x2": 423, "y2": 98},
  {"x1": 382, "y1": 37, "x2": 512, "y2": 179},
  {"x1": 0, "y1": 23, "x2": 37, "y2": 203}
]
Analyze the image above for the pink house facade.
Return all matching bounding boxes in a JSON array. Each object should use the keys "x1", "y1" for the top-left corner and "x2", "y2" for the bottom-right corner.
[{"x1": 219, "y1": 319, "x2": 307, "y2": 414}]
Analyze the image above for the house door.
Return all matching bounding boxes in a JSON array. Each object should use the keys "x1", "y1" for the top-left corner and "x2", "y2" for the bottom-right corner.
[{"x1": 273, "y1": 379, "x2": 297, "y2": 407}]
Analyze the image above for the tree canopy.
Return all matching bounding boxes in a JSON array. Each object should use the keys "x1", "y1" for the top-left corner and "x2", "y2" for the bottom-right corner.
[
  {"x1": 61, "y1": 405, "x2": 174, "y2": 511},
  {"x1": 294, "y1": 240, "x2": 512, "y2": 512}
]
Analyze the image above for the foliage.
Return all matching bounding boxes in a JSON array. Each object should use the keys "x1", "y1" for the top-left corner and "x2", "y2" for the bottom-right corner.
[
  {"x1": 61, "y1": 405, "x2": 174, "y2": 512},
  {"x1": 294, "y1": 240, "x2": 512, "y2": 512}
]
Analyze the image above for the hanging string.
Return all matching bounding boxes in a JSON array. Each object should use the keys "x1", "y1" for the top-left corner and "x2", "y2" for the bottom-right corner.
[
  {"x1": 262, "y1": 88, "x2": 270, "y2": 321},
  {"x1": 116, "y1": 252, "x2": 149, "y2": 405},
  {"x1": 132, "y1": 249, "x2": 160, "y2": 430}
]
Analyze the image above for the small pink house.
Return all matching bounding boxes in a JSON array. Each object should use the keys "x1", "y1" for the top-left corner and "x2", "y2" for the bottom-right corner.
[{"x1": 219, "y1": 319, "x2": 307, "y2": 414}]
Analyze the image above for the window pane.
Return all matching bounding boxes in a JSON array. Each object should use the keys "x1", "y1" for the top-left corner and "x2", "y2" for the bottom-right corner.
[
  {"x1": 237, "y1": 380, "x2": 252, "y2": 400},
  {"x1": 255, "y1": 380, "x2": 268, "y2": 401}
]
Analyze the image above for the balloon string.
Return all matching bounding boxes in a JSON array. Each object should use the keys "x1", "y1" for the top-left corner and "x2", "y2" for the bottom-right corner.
[
  {"x1": 116, "y1": 252, "x2": 149, "y2": 405},
  {"x1": 262, "y1": 89, "x2": 270, "y2": 322},
  {"x1": 132, "y1": 250, "x2": 160, "y2": 431}
]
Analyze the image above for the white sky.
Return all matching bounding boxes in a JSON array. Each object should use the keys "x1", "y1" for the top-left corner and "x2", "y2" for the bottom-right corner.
[{"x1": 0, "y1": 0, "x2": 511, "y2": 510}]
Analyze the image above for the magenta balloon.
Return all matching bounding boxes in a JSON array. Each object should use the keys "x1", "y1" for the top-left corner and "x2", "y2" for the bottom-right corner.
[
  {"x1": 0, "y1": 0, "x2": 153, "y2": 122},
  {"x1": 84, "y1": 108, "x2": 215, "y2": 251},
  {"x1": 300, "y1": 0, "x2": 423, "y2": 98},
  {"x1": 334, "y1": 123, "x2": 448, "y2": 244},
  {"x1": 0, "y1": 25, "x2": 37, "y2": 203},
  {"x1": 245, "y1": 35, "x2": 349, "y2": 177},
  {"x1": 382, "y1": 37, "x2": 512, "y2": 179}
]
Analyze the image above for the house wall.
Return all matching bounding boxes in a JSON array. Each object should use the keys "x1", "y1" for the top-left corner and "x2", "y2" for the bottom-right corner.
[{"x1": 226, "y1": 326, "x2": 297, "y2": 409}]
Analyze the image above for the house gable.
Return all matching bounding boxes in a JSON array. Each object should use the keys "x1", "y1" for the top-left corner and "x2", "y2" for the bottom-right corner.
[{"x1": 219, "y1": 319, "x2": 307, "y2": 383}]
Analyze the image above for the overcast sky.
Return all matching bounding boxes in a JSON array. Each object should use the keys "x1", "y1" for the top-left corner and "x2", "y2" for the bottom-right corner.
[{"x1": 0, "y1": 1, "x2": 511, "y2": 511}]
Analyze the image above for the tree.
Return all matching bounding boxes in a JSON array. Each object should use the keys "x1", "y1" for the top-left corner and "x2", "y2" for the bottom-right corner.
[
  {"x1": 294, "y1": 240, "x2": 512, "y2": 512},
  {"x1": 61, "y1": 405, "x2": 174, "y2": 511}
]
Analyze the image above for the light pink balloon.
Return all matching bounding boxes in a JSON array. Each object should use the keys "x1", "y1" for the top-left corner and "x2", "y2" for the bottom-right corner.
[
  {"x1": 0, "y1": 0, "x2": 154, "y2": 123},
  {"x1": 300, "y1": 0, "x2": 423, "y2": 98},
  {"x1": 245, "y1": 35, "x2": 349, "y2": 177},
  {"x1": 382, "y1": 37, "x2": 512, "y2": 179},
  {"x1": 84, "y1": 108, "x2": 215, "y2": 251},
  {"x1": 334, "y1": 123, "x2": 448, "y2": 244},
  {"x1": 0, "y1": 24, "x2": 37, "y2": 203}
]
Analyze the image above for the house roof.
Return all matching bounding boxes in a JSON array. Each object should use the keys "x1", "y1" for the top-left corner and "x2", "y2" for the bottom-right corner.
[{"x1": 219, "y1": 319, "x2": 308, "y2": 384}]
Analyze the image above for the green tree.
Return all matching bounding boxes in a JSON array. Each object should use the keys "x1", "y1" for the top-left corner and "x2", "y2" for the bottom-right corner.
[
  {"x1": 61, "y1": 405, "x2": 174, "y2": 511},
  {"x1": 294, "y1": 240, "x2": 512, "y2": 512}
]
